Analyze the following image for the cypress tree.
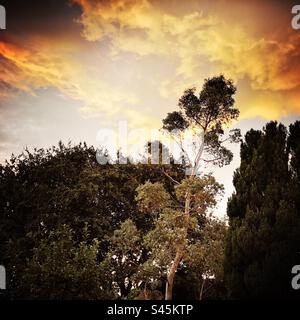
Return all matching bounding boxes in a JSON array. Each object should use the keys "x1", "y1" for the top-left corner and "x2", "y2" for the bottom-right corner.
[{"x1": 225, "y1": 121, "x2": 300, "y2": 299}]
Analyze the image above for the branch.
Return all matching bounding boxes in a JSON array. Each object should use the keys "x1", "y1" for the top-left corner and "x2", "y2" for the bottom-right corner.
[
  {"x1": 219, "y1": 137, "x2": 230, "y2": 144},
  {"x1": 162, "y1": 169, "x2": 180, "y2": 185},
  {"x1": 173, "y1": 136, "x2": 192, "y2": 166},
  {"x1": 192, "y1": 130, "x2": 205, "y2": 174},
  {"x1": 200, "y1": 156, "x2": 223, "y2": 163}
]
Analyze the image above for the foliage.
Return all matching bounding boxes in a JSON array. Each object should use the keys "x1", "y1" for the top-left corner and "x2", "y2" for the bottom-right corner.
[
  {"x1": 175, "y1": 176, "x2": 224, "y2": 215},
  {"x1": 22, "y1": 224, "x2": 111, "y2": 299},
  {"x1": 101, "y1": 219, "x2": 142, "y2": 298},
  {"x1": 135, "y1": 176, "x2": 225, "y2": 299},
  {"x1": 0, "y1": 75, "x2": 240, "y2": 300},
  {"x1": 225, "y1": 121, "x2": 300, "y2": 299},
  {"x1": 162, "y1": 75, "x2": 240, "y2": 169},
  {"x1": 135, "y1": 182, "x2": 171, "y2": 215},
  {"x1": 159, "y1": 75, "x2": 239, "y2": 299},
  {"x1": 0, "y1": 142, "x2": 185, "y2": 299}
]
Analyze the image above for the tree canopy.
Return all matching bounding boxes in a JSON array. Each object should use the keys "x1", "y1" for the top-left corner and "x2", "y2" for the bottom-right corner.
[{"x1": 225, "y1": 121, "x2": 300, "y2": 299}]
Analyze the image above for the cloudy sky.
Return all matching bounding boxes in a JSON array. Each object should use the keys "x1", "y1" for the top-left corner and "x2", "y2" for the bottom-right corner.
[{"x1": 0, "y1": 0, "x2": 300, "y2": 216}]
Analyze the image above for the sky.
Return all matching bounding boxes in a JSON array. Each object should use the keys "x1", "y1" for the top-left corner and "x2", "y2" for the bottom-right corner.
[{"x1": 0, "y1": 0, "x2": 300, "y2": 216}]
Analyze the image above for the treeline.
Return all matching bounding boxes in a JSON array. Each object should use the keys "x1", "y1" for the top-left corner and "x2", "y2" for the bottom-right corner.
[
  {"x1": 0, "y1": 120, "x2": 299, "y2": 300},
  {"x1": 1, "y1": 73, "x2": 300, "y2": 299},
  {"x1": 0, "y1": 142, "x2": 226, "y2": 299}
]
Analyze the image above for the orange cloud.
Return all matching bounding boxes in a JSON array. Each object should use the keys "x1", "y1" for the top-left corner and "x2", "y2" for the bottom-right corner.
[
  {"x1": 0, "y1": 37, "x2": 160, "y2": 128},
  {"x1": 1, "y1": 0, "x2": 300, "y2": 128},
  {"x1": 73, "y1": 0, "x2": 300, "y2": 119}
]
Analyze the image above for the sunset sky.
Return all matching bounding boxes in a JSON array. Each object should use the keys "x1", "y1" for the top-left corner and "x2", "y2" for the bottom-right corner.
[{"x1": 1, "y1": 0, "x2": 300, "y2": 216}]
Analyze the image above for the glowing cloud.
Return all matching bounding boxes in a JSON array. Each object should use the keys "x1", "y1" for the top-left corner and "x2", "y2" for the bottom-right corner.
[
  {"x1": 1, "y1": 0, "x2": 300, "y2": 129},
  {"x1": 73, "y1": 0, "x2": 300, "y2": 119}
]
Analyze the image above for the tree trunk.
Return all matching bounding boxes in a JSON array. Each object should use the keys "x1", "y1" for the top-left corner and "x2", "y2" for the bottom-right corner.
[
  {"x1": 164, "y1": 131, "x2": 204, "y2": 300},
  {"x1": 165, "y1": 189, "x2": 191, "y2": 300},
  {"x1": 199, "y1": 278, "x2": 206, "y2": 300},
  {"x1": 144, "y1": 282, "x2": 150, "y2": 300},
  {"x1": 165, "y1": 246, "x2": 183, "y2": 300}
]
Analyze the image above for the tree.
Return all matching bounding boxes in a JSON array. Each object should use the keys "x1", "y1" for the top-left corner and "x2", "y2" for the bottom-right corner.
[
  {"x1": 135, "y1": 175, "x2": 224, "y2": 300},
  {"x1": 187, "y1": 218, "x2": 227, "y2": 300},
  {"x1": 0, "y1": 142, "x2": 185, "y2": 299},
  {"x1": 22, "y1": 224, "x2": 111, "y2": 299},
  {"x1": 160, "y1": 75, "x2": 240, "y2": 299},
  {"x1": 288, "y1": 121, "x2": 300, "y2": 213},
  {"x1": 101, "y1": 219, "x2": 142, "y2": 298},
  {"x1": 225, "y1": 121, "x2": 300, "y2": 299}
]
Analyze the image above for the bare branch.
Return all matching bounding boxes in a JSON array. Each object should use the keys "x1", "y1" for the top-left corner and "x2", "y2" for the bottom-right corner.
[
  {"x1": 219, "y1": 137, "x2": 230, "y2": 144},
  {"x1": 200, "y1": 157, "x2": 223, "y2": 163},
  {"x1": 162, "y1": 169, "x2": 180, "y2": 185},
  {"x1": 173, "y1": 136, "x2": 192, "y2": 166}
]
